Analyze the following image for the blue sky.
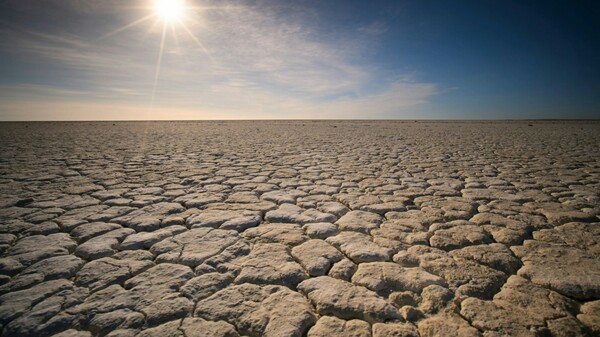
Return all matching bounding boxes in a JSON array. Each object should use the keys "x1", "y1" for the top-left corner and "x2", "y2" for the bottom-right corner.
[{"x1": 0, "y1": 0, "x2": 598, "y2": 120}]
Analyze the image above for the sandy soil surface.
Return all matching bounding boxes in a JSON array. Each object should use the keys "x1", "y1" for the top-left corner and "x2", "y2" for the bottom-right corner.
[{"x1": 0, "y1": 120, "x2": 599, "y2": 337}]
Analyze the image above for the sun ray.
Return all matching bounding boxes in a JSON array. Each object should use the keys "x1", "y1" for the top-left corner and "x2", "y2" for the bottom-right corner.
[
  {"x1": 150, "y1": 23, "x2": 168, "y2": 112},
  {"x1": 95, "y1": 14, "x2": 155, "y2": 42},
  {"x1": 179, "y1": 21, "x2": 217, "y2": 66}
]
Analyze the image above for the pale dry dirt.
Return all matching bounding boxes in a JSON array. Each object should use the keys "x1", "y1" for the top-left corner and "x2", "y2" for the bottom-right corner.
[{"x1": 0, "y1": 120, "x2": 599, "y2": 337}]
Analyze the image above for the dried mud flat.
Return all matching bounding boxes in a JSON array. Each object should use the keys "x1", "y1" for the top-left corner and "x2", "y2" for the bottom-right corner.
[{"x1": 0, "y1": 120, "x2": 599, "y2": 337}]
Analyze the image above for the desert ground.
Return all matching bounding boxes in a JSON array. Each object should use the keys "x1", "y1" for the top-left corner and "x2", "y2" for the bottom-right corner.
[{"x1": 0, "y1": 120, "x2": 599, "y2": 337}]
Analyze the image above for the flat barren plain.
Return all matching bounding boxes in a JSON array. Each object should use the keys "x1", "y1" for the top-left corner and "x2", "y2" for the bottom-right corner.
[{"x1": 0, "y1": 120, "x2": 599, "y2": 337}]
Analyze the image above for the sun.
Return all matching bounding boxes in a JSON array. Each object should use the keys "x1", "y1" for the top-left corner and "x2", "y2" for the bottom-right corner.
[{"x1": 154, "y1": 0, "x2": 185, "y2": 22}]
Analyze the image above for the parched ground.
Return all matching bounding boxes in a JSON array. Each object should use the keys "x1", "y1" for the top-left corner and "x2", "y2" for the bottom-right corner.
[{"x1": 0, "y1": 120, "x2": 599, "y2": 337}]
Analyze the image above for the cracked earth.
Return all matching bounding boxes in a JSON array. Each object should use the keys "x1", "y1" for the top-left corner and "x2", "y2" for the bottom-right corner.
[{"x1": 0, "y1": 120, "x2": 599, "y2": 337}]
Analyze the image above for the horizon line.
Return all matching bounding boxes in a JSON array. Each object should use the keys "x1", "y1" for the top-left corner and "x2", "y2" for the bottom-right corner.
[{"x1": 1, "y1": 118, "x2": 600, "y2": 123}]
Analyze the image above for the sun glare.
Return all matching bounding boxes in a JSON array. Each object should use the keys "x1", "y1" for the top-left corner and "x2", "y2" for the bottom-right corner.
[
  {"x1": 98, "y1": 0, "x2": 214, "y2": 114},
  {"x1": 154, "y1": 0, "x2": 185, "y2": 22}
]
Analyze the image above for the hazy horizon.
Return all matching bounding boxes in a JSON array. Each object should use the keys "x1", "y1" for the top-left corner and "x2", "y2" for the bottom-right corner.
[
  {"x1": 2, "y1": 119, "x2": 600, "y2": 123},
  {"x1": 1, "y1": 0, "x2": 599, "y2": 121}
]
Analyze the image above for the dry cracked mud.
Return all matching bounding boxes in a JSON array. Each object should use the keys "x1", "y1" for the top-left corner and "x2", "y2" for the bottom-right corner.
[{"x1": 0, "y1": 120, "x2": 599, "y2": 337}]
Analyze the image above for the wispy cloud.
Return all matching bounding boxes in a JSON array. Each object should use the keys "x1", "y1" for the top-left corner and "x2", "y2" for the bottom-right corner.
[{"x1": 0, "y1": 0, "x2": 438, "y2": 120}]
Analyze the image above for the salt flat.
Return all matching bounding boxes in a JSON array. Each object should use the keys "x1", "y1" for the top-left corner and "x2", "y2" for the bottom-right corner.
[{"x1": 0, "y1": 120, "x2": 599, "y2": 337}]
